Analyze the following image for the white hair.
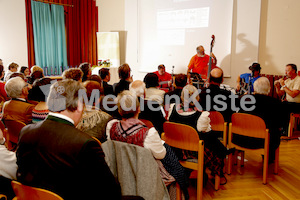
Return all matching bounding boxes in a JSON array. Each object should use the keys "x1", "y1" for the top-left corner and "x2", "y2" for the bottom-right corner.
[
  {"x1": 254, "y1": 77, "x2": 270, "y2": 95},
  {"x1": 129, "y1": 81, "x2": 146, "y2": 97},
  {"x1": 181, "y1": 84, "x2": 200, "y2": 107},
  {"x1": 5, "y1": 77, "x2": 26, "y2": 98}
]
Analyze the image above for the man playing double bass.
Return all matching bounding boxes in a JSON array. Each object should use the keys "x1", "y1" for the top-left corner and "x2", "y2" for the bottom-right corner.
[{"x1": 187, "y1": 45, "x2": 217, "y2": 82}]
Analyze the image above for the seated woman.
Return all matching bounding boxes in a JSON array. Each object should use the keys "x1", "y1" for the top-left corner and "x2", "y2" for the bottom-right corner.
[
  {"x1": 168, "y1": 85, "x2": 228, "y2": 179},
  {"x1": 76, "y1": 80, "x2": 112, "y2": 143},
  {"x1": 107, "y1": 90, "x2": 189, "y2": 199},
  {"x1": 144, "y1": 73, "x2": 165, "y2": 105},
  {"x1": 28, "y1": 78, "x2": 51, "y2": 123}
]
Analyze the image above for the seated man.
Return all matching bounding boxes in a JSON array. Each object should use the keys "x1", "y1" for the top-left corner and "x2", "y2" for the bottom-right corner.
[
  {"x1": 2, "y1": 77, "x2": 35, "y2": 124},
  {"x1": 275, "y1": 63, "x2": 300, "y2": 103},
  {"x1": 236, "y1": 63, "x2": 261, "y2": 94},
  {"x1": 200, "y1": 68, "x2": 237, "y2": 122},
  {"x1": 114, "y1": 63, "x2": 133, "y2": 95},
  {"x1": 99, "y1": 68, "x2": 114, "y2": 95},
  {"x1": 130, "y1": 80, "x2": 166, "y2": 135},
  {"x1": 153, "y1": 64, "x2": 172, "y2": 92},
  {"x1": 16, "y1": 79, "x2": 121, "y2": 200}
]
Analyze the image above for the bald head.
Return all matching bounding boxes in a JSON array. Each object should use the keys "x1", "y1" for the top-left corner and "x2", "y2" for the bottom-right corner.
[
  {"x1": 209, "y1": 68, "x2": 223, "y2": 85},
  {"x1": 129, "y1": 80, "x2": 146, "y2": 97}
]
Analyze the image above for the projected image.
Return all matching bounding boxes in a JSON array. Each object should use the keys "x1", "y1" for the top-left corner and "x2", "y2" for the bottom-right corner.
[
  {"x1": 138, "y1": 0, "x2": 233, "y2": 74},
  {"x1": 157, "y1": 7, "x2": 210, "y2": 29}
]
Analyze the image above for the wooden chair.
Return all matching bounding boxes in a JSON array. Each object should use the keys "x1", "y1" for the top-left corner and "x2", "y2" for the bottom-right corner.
[
  {"x1": 0, "y1": 194, "x2": 7, "y2": 200},
  {"x1": 209, "y1": 111, "x2": 228, "y2": 146},
  {"x1": 162, "y1": 121, "x2": 204, "y2": 200},
  {"x1": 92, "y1": 136, "x2": 102, "y2": 145},
  {"x1": 288, "y1": 113, "x2": 300, "y2": 138},
  {"x1": 11, "y1": 180, "x2": 63, "y2": 200},
  {"x1": 227, "y1": 113, "x2": 279, "y2": 184},
  {"x1": 3, "y1": 120, "x2": 26, "y2": 151}
]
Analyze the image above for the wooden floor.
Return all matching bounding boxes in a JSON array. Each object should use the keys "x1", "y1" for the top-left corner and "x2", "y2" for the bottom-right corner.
[{"x1": 188, "y1": 138, "x2": 300, "y2": 200}]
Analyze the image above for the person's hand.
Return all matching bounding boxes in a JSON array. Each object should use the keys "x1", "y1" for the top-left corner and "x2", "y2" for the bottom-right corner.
[
  {"x1": 236, "y1": 83, "x2": 241, "y2": 91},
  {"x1": 128, "y1": 76, "x2": 133, "y2": 83},
  {"x1": 274, "y1": 80, "x2": 281, "y2": 88},
  {"x1": 211, "y1": 52, "x2": 216, "y2": 59},
  {"x1": 279, "y1": 78, "x2": 285, "y2": 87}
]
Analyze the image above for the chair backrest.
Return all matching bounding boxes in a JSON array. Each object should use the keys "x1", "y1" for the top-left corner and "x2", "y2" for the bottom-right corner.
[
  {"x1": 231, "y1": 113, "x2": 267, "y2": 139},
  {"x1": 3, "y1": 120, "x2": 26, "y2": 144},
  {"x1": 11, "y1": 181, "x2": 63, "y2": 200},
  {"x1": 209, "y1": 111, "x2": 227, "y2": 145},
  {"x1": 209, "y1": 111, "x2": 225, "y2": 132},
  {"x1": 162, "y1": 121, "x2": 200, "y2": 152}
]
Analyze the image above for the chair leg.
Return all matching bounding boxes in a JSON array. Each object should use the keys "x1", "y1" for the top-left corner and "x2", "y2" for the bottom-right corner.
[
  {"x1": 240, "y1": 151, "x2": 245, "y2": 167},
  {"x1": 197, "y1": 168, "x2": 203, "y2": 200},
  {"x1": 274, "y1": 147, "x2": 279, "y2": 174},
  {"x1": 176, "y1": 183, "x2": 181, "y2": 200},
  {"x1": 288, "y1": 114, "x2": 295, "y2": 138},
  {"x1": 214, "y1": 175, "x2": 220, "y2": 191},
  {"x1": 263, "y1": 153, "x2": 269, "y2": 185},
  {"x1": 228, "y1": 153, "x2": 232, "y2": 175}
]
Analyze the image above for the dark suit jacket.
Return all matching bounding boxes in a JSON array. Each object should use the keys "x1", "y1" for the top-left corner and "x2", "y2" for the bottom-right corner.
[
  {"x1": 16, "y1": 115, "x2": 121, "y2": 200},
  {"x1": 114, "y1": 79, "x2": 130, "y2": 95},
  {"x1": 2, "y1": 99, "x2": 35, "y2": 124},
  {"x1": 103, "y1": 81, "x2": 114, "y2": 95},
  {"x1": 138, "y1": 98, "x2": 166, "y2": 135},
  {"x1": 200, "y1": 84, "x2": 236, "y2": 122}
]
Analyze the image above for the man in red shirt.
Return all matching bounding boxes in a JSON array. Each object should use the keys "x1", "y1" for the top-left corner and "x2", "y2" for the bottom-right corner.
[
  {"x1": 153, "y1": 64, "x2": 172, "y2": 92},
  {"x1": 187, "y1": 45, "x2": 217, "y2": 81}
]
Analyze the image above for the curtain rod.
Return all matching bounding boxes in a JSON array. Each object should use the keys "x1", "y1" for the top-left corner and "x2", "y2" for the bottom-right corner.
[{"x1": 34, "y1": 0, "x2": 74, "y2": 7}]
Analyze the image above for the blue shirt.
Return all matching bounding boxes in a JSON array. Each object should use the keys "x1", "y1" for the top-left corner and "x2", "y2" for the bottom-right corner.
[{"x1": 240, "y1": 73, "x2": 261, "y2": 93}]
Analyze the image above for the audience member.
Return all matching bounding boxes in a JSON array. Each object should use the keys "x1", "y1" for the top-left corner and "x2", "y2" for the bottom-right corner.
[
  {"x1": 144, "y1": 73, "x2": 165, "y2": 104},
  {"x1": 130, "y1": 80, "x2": 166, "y2": 135},
  {"x1": 0, "y1": 129, "x2": 17, "y2": 200},
  {"x1": 2, "y1": 77, "x2": 35, "y2": 124},
  {"x1": 164, "y1": 74, "x2": 187, "y2": 105},
  {"x1": 200, "y1": 68, "x2": 236, "y2": 122},
  {"x1": 28, "y1": 78, "x2": 52, "y2": 123},
  {"x1": 4, "y1": 62, "x2": 19, "y2": 82},
  {"x1": 0, "y1": 65, "x2": 9, "y2": 101},
  {"x1": 30, "y1": 65, "x2": 44, "y2": 75},
  {"x1": 106, "y1": 90, "x2": 189, "y2": 198},
  {"x1": 114, "y1": 63, "x2": 133, "y2": 95},
  {"x1": 16, "y1": 79, "x2": 122, "y2": 199},
  {"x1": 62, "y1": 68, "x2": 83, "y2": 82},
  {"x1": 239, "y1": 77, "x2": 283, "y2": 162},
  {"x1": 153, "y1": 64, "x2": 172, "y2": 91},
  {"x1": 88, "y1": 74, "x2": 102, "y2": 85},
  {"x1": 8, "y1": 72, "x2": 25, "y2": 80},
  {"x1": 28, "y1": 71, "x2": 44, "y2": 84},
  {"x1": 168, "y1": 85, "x2": 228, "y2": 180},
  {"x1": 79, "y1": 62, "x2": 92, "y2": 82},
  {"x1": 20, "y1": 66, "x2": 30, "y2": 77},
  {"x1": 99, "y1": 68, "x2": 114, "y2": 95},
  {"x1": 77, "y1": 80, "x2": 113, "y2": 143}
]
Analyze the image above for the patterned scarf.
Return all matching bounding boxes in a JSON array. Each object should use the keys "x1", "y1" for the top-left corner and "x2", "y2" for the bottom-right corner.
[{"x1": 110, "y1": 118, "x2": 149, "y2": 147}]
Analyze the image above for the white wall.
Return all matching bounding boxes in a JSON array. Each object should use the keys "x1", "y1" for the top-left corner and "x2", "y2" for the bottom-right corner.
[
  {"x1": 258, "y1": 0, "x2": 300, "y2": 76},
  {"x1": 0, "y1": 0, "x2": 28, "y2": 70}
]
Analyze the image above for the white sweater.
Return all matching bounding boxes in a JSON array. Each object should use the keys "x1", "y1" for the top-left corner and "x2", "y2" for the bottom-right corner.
[{"x1": 0, "y1": 145, "x2": 17, "y2": 180}]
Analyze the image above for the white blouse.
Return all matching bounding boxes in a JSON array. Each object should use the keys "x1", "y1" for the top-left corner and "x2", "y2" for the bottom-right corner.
[
  {"x1": 106, "y1": 119, "x2": 166, "y2": 160},
  {"x1": 0, "y1": 145, "x2": 17, "y2": 180}
]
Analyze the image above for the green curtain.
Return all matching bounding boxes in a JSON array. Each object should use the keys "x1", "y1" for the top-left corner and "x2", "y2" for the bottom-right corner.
[{"x1": 31, "y1": 1, "x2": 67, "y2": 75}]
